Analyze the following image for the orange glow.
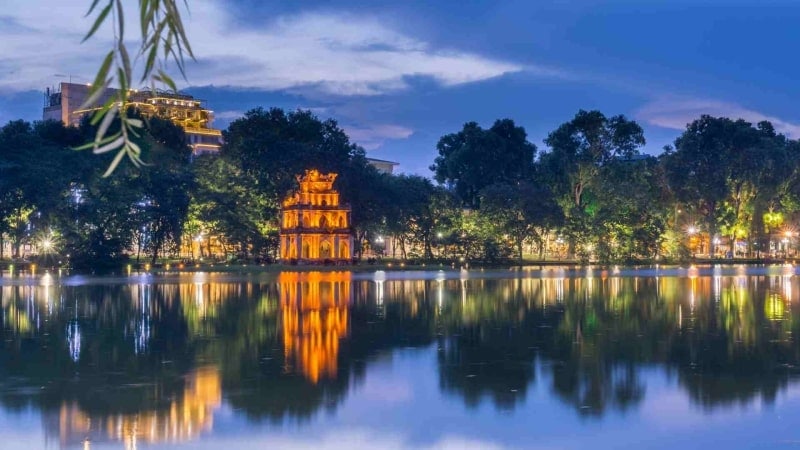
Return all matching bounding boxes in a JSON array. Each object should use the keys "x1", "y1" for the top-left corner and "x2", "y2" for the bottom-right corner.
[
  {"x1": 280, "y1": 170, "x2": 353, "y2": 262},
  {"x1": 52, "y1": 366, "x2": 221, "y2": 447},
  {"x1": 280, "y1": 272, "x2": 351, "y2": 383}
]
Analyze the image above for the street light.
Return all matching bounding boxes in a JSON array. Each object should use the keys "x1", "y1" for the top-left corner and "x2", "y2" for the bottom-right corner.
[{"x1": 686, "y1": 226, "x2": 698, "y2": 258}]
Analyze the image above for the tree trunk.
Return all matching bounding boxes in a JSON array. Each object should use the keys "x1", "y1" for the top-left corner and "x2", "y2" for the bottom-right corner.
[
  {"x1": 398, "y1": 236, "x2": 407, "y2": 259},
  {"x1": 750, "y1": 201, "x2": 766, "y2": 258},
  {"x1": 424, "y1": 235, "x2": 433, "y2": 259},
  {"x1": 540, "y1": 235, "x2": 547, "y2": 260},
  {"x1": 707, "y1": 218, "x2": 716, "y2": 258}
]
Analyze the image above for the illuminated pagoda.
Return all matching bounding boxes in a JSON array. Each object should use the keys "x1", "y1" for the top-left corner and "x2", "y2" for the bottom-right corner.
[{"x1": 280, "y1": 170, "x2": 353, "y2": 263}]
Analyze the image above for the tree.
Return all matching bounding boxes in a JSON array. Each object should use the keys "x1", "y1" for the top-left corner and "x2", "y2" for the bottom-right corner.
[
  {"x1": 189, "y1": 154, "x2": 277, "y2": 260},
  {"x1": 383, "y1": 175, "x2": 437, "y2": 259},
  {"x1": 431, "y1": 119, "x2": 536, "y2": 208},
  {"x1": 592, "y1": 156, "x2": 668, "y2": 261},
  {"x1": 663, "y1": 116, "x2": 789, "y2": 257},
  {"x1": 134, "y1": 116, "x2": 194, "y2": 264},
  {"x1": 479, "y1": 181, "x2": 562, "y2": 261},
  {"x1": 223, "y1": 108, "x2": 357, "y2": 201},
  {"x1": 335, "y1": 153, "x2": 390, "y2": 259},
  {"x1": 0, "y1": 120, "x2": 83, "y2": 258},
  {"x1": 539, "y1": 110, "x2": 645, "y2": 257}
]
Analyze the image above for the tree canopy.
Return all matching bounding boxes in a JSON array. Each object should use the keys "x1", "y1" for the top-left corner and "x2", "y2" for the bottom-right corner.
[{"x1": 431, "y1": 119, "x2": 536, "y2": 208}]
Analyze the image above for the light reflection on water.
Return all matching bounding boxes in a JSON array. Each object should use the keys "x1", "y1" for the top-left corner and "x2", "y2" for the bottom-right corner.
[{"x1": 1, "y1": 267, "x2": 800, "y2": 449}]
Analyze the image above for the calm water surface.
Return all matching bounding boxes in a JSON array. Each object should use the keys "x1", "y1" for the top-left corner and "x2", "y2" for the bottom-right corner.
[{"x1": 2, "y1": 266, "x2": 800, "y2": 449}]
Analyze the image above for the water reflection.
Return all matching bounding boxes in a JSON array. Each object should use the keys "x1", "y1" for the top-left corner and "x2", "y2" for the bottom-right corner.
[
  {"x1": 280, "y1": 272, "x2": 350, "y2": 383},
  {"x1": 1, "y1": 269, "x2": 800, "y2": 448},
  {"x1": 45, "y1": 366, "x2": 220, "y2": 448}
]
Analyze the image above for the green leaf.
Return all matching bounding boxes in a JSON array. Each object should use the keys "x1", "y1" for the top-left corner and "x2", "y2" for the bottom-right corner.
[
  {"x1": 115, "y1": 0, "x2": 124, "y2": 40},
  {"x1": 117, "y1": 67, "x2": 128, "y2": 92},
  {"x1": 81, "y1": 51, "x2": 114, "y2": 109},
  {"x1": 95, "y1": 103, "x2": 119, "y2": 144},
  {"x1": 142, "y1": 45, "x2": 158, "y2": 82},
  {"x1": 90, "y1": 95, "x2": 118, "y2": 126},
  {"x1": 93, "y1": 135, "x2": 125, "y2": 154},
  {"x1": 119, "y1": 41, "x2": 132, "y2": 81},
  {"x1": 73, "y1": 133, "x2": 118, "y2": 151},
  {"x1": 82, "y1": 1, "x2": 112, "y2": 43},
  {"x1": 139, "y1": 0, "x2": 149, "y2": 38},
  {"x1": 85, "y1": 0, "x2": 103, "y2": 16},
  {"x1": 103, "y1": 147, "x2": 128, "y2": 177},
  {"x1": 81, "y1": 81, "x2": 108, "y2": 115},
  {"x1": 155, "y1": 69, "x2": 177, "y2": 92}
]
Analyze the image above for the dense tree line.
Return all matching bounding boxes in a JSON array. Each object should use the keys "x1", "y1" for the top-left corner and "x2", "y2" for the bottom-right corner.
[
  {"x1": 0, "y1": 113, "x2": 192, "y2": 267},
  {"x1": 3, "y1": 106, "x2": 800, "y2": 266},
  {"x1": 432, "y1": 111, "x2": 800, "y2": 263}
]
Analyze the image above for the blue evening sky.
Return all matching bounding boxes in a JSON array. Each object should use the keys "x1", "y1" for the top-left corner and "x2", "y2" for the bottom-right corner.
[{"x1": 1, "y1": 0, "x2": 799, "y2": 175}]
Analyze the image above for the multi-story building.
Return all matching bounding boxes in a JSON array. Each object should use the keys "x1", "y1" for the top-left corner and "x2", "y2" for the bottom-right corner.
[{"x1": 43, "y1": 82, "x2": 222, "y2": 154}]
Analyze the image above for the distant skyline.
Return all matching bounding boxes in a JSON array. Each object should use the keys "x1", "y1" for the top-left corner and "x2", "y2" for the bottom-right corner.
[{"x1": 2, "y1": 0, "x2": 800, "y2": 174}]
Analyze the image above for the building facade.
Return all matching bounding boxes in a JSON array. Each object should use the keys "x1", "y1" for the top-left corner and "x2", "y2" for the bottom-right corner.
[
  {"x1": 365, "y1": 157, "x2": 399, "y2": 174},
  {"x1": 43, "y1": 82, "x2": 222, "y2": 154},
  {"x1": 279, "y1": 170, "x2": 353, "y2": 263}
]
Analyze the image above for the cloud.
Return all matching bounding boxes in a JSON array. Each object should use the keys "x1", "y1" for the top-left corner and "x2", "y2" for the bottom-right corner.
[
  {"x1": 343, "y1": 123, "x2": 414, "y2": 150},
  {"x1": 0, "y1": 1, "x2": 528, "y2": 97},
  {"x1": 186, "y1": 429, "x2": 521, "y2": 450},
  {"x1": 213, "y1": 110, "x2": 246, "y2": 121},
  {"x1": 637, "y1": 98, "x2": 800, "y2": 138}
]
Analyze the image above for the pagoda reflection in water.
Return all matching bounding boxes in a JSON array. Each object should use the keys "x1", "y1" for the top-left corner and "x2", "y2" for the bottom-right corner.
[{"x1": 279, "y1": 271, "x2": 351, "y2": 383}]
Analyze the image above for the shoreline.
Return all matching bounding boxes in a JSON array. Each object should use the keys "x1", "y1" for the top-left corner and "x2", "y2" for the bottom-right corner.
[{"x1": 1, "y1": 257, "x2": 798, "y2": 276}]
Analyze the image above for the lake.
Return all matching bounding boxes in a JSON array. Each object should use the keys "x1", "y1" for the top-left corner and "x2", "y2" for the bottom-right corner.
[{"x1": 1, "y1": 265, "x2": 800, "y2": 449}]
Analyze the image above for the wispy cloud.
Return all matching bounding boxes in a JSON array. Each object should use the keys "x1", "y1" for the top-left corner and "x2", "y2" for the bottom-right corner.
[
  {"x1": 0, "y1": 1, "x2": 530, "y2": 97},
  {"x1": 637, "y1": 98, "x2": 800, "y2": 138},
  {"x1": 213, "y1": 110, "x2": 246, "y2": 121},
  {"x1": 185, "y1": 429, "x2": 519, "y2": 450},
  {"x1": 343, "y1": 123, "x2": 414, "y2": 150}
]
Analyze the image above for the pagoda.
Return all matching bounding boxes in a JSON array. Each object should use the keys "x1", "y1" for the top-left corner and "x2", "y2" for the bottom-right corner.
[{"x1": 279, "y1": 170, "x2": 353, "y2": 263}]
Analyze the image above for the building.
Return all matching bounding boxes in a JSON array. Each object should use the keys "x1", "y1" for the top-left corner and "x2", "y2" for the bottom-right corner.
[
  {"x1": 366, "y1": 157, "x2": 399, "y2": 174},
  {"x1": 279, "y1": 170, "x2": 353, "y2": 263},
  {"x1": 43, "y1": 82, "x2": 222, "y2": 154},
  {"x1": 43, "y1": 82, "x2": 116, "y2": 127}
]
